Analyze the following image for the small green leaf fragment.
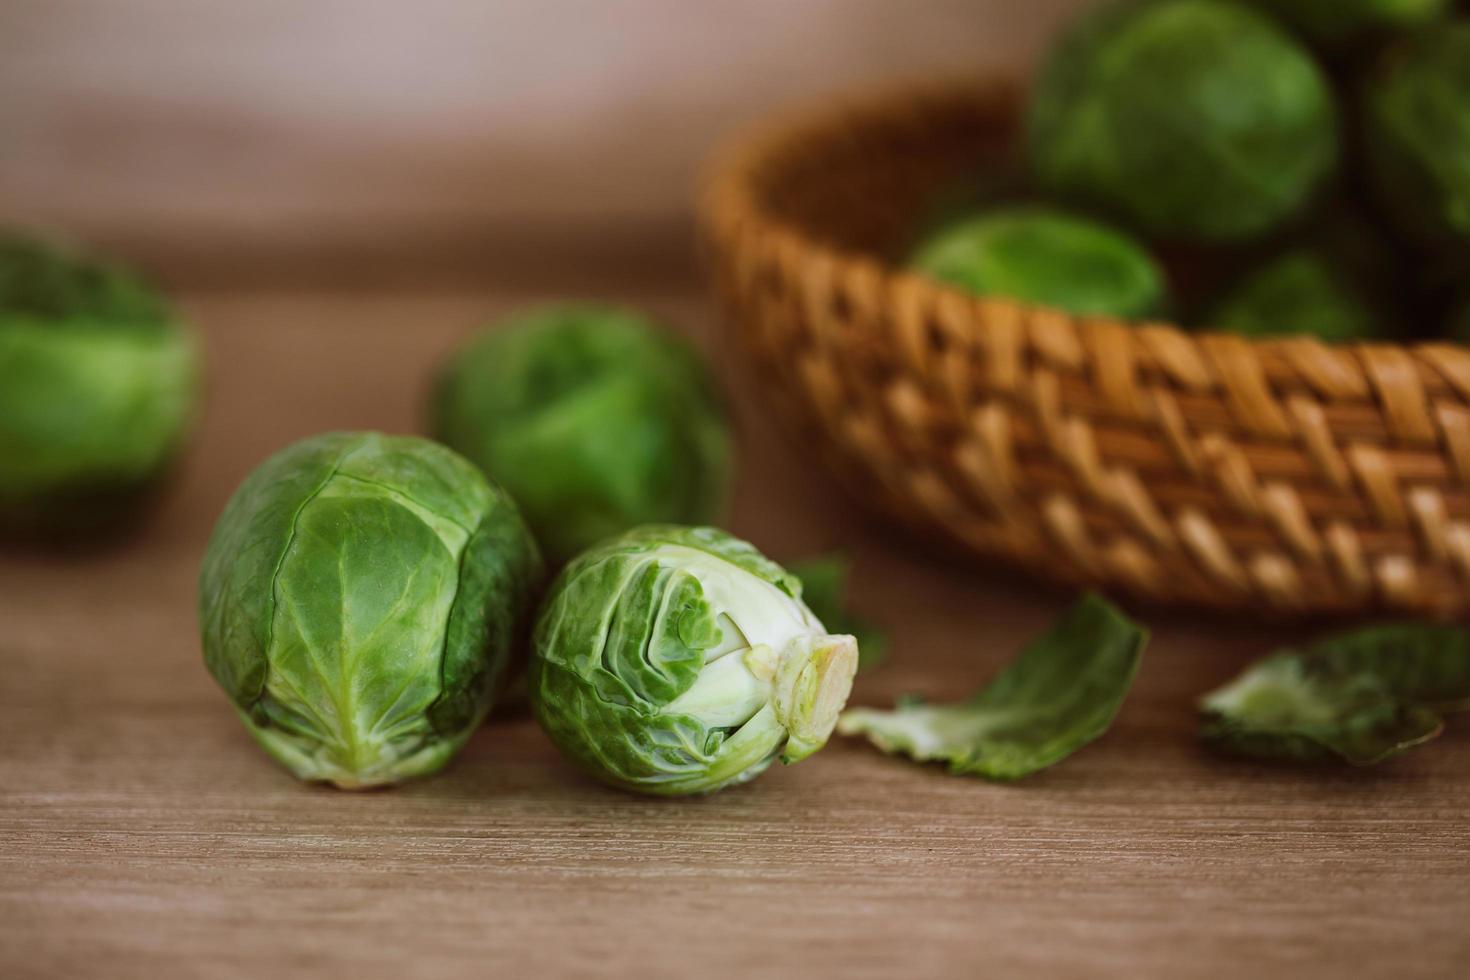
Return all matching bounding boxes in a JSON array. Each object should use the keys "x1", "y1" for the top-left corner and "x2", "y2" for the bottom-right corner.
[
  {"x1": 1199, "y1": 622, "x2": 1469, "y2": 767},
  {"x1": 837, "y1": 594, "x2": 1147, "y2": 780},
  {"x1": 789, "y1": 554, "x2": 889, "y2": 670},
  {"x1": 1200, "y1": 652, "x2": 1445, "y2": 766},
  {"x1": 1308, "y1": 624, "x2": 1470, "y2": 713}
]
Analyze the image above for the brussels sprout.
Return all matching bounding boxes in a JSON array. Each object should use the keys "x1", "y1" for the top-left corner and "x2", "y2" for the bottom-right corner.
[
  {"x1": 432, "y1": 305, "x2": 730, "y2": 566},
  {"x1": 1447, "y1": 300, "x2": 1470, "y2": 342},
  {"x1": 1244, "y1": 0, "x2": 1450, "y2": 49},
  {"x1": 199, "y1": 432, "x2": 542, "y2": 788},
  {"x1": 0, "y1": 233, "x2": 199, "y2": 538},
  {"x1": 1028, "y1": 0, "x2": 1339, "y2": 242},
  {"x1": 909, "y1": 207, "x2": 1167, "y2": 319},
  {"x1": 1365, "y1": 22, "x2": 1470, "y2": 257},
  {"x1": 529, "y1": 525, "x2": 858, "y2": 795},
  {"x1": 1207, "y1": 248, "x2": 1379, "y2": 341}
]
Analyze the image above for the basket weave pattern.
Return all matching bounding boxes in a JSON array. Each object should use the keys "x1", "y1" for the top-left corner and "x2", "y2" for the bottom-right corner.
[{"x1": 701, "y1": 82, "x2": 1470, "y2": 617}]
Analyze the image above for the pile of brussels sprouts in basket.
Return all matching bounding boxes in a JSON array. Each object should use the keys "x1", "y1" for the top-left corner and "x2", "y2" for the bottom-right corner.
[{"x1": 910, "y1": 0, "x2": 1470, "y2": 344}]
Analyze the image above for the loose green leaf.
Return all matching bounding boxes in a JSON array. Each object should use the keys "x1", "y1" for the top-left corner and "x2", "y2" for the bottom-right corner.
[
  {"x1": 788, "y1": 554, "x2": 889, "y2": 671},
  {"x1": 837, "y1": 594, "x2": 1147, "y2": 780},
  {"x1": 1200, "y1": 623, "x2": 1470, "y2": 766},
  {"x1": 1200, "y1": 654, "x2": 1444, "y2": 766},
  {"x1": 1310, "y1": 624, "x2": 1470, "y2": 713}
]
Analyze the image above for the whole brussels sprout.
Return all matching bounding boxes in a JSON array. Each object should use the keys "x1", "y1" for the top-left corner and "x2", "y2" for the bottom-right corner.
[
  {"x1": 0, "y1": 233, "x2": 199, "y2": 538},
  {"x1": 909, "y1": 206, "x2": 1167, "y2": 319},
  {"x1": 1208, "y1": 249, "x2": 1379, "y2": 341},
  {"x1": 1365, "y1": 22, "x2": 1470, "y2": 257},
  {"x1": 1244, "y1": 0, "x2": 1450, "y2": 50},
  {"x1": 432, "y1": 305, "x2": 730, "y2": 566},
  {"x1": 530, "y1": 525, "x2": 858, "y2": 795},
  {"x1": 200, "y1": 432, "x2": 542, "y2": 788},
  {"x1": 1028, "y1": 0, "x2": 1339, "y2": 243}
]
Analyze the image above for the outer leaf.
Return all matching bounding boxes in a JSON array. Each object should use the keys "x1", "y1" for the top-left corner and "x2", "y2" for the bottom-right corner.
[
  {"x1": 1200, "y1": 653, "x2": 1444, "y2": 766},
  {"x1": 788, "y1": 554, "x2": 889, "y2": 670},
  {"x1": 837, "y1": 594, "x2": 1146, "y2": 780}
]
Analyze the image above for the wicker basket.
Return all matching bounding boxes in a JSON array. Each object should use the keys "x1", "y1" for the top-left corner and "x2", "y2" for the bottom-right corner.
[{"x1": 700, "y1": 80, "x2": 1470, "y2": 618}]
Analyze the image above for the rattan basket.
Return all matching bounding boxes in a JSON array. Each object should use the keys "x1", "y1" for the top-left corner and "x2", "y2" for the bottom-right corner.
[{"x1": 700, "y1": 80, "x2": 1470, "y2": 618}]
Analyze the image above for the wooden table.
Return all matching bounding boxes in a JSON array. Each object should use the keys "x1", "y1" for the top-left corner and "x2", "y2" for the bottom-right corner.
[{"x1": 3, "y1": 281, "x2": 1468, "y2": 979}]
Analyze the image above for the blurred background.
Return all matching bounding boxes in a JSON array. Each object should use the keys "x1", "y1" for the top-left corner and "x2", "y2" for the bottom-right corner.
[{"x1": 0, "y1": 0, "x2": 1090, "y2": 285}]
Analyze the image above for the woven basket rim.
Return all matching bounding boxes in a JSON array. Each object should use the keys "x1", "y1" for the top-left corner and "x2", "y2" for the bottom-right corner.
[
  {"x1": 698, "y1": 77, "x2": 1470, "y2": 617},
  {"x1": 699, "y1": 76, "x2": 1468, "y2": 365}
]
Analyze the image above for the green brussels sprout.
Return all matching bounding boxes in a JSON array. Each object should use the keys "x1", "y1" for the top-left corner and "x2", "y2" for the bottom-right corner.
[
  {"x1": 1365, "y1": 22, "x2": 1470, "y2": 257},
  {"x1": 1244, "y1": 0, "x2": 1450, "y2": 50},
  {"x1": 0, "y1": 233, "x2": 199, "y2": 538},
  {"x1": 1028, "y1": 0, "x2": 1339, "y2": 243},
  {"x1": 199, "y1": 432, "x2": 542, "y2": 788},
  {"x1": 529, "y1": 525, "x2": 858, "y2": 795},
  {"x1": 1207, "y1": 248, "x2": 1379, "y2": 341},
  {"x1": 909, "y1": 206, "x2": 1167, "y2": 319},
  {"x1": 431, "y1": 305, "x2": 730, "y2": 566}
]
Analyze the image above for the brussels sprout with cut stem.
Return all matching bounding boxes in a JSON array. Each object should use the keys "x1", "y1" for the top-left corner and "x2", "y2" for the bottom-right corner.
[
  {"x1": 0, "y1": 232, "x2": 199, "y2": 538},
  {"x1": 1365, "y1": 21, "x2": 1470, "y2": 259},
  {"x1": 431, "y1": 304, "x2": 731, "y2": 566},
  {"x1": 1028, "y1": 0, "x2": 1339, "y2": 243},
  {"x1": 909, "y1": 206, "x2": 1167, "y2": 319},
  {"x1": 200, "y1": 432, "x2": 542, "y2": 788},
  {"x1": 529, "y1": 526, "x2": 858, "y2": 796}
]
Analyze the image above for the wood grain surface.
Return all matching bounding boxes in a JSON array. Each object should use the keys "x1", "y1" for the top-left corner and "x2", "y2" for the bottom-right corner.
[{"x1": 2, "y1": 284, "x2": 1468, "y2": 979}]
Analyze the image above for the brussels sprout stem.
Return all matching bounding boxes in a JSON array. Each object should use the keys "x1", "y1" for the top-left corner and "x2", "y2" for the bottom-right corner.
[
  {"x1": 659, "y1": 633, "x2": 857, "y2": 774},
  {"x1": 775, "y1": 635, "x2": 858, "y2": 763}
]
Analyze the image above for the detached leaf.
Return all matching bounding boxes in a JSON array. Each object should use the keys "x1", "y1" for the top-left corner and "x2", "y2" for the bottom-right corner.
[
  {"x1": 790, "y1": 554, "x2": 889, "y2": 671},
  {"x1": 837, "y1": 594, "x2": 1147, "y2": 780},
  {"x1": 1309, "y1": 625, "x2": 1470, "y2": 713},
  {"x1": 1200, "y1": 623, "x2": 1469, "y2": 766},
  {"x1": 1200, "y1": 653, "x2": 1444, "y2": 766}
]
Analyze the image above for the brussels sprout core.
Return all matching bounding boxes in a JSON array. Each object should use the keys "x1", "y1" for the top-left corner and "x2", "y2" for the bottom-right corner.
[{"x1": 530, "y1": 527, "x2": 858, "y2": 795}]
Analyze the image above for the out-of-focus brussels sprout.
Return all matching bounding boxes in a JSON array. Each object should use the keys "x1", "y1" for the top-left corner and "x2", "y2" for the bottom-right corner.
[
  {"x1": 1447, "y1": 300, "x2": 1470, "y2": 343},
  {"x1": 909, "y1": 206, "x2": 1167, "y2": 319},
  {"x1": 0, "y1": 233, "x2": 199, "y2": 538},
  {"x1": 529, "y1": 525, "x2": 858, "y2": 795},
  {"x1": 1365, "y1": 22, "x2": 1470, "y2": 257},
  {"x1": 1207, "y1": 249, "x2": 1379, "y2": 341},
  {"x1": 200, "y1": 432, "x2": 542, "y2": 788},
  {"x1": 1027, "y1": 0, "x2": 1339, "y2": 243},
  {"x1": 1244, "y1": 0, "x2": 1450, "y2": 50},
  {"x1": 431, "y1": 305, "x2": 730, "y2": 566}
]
